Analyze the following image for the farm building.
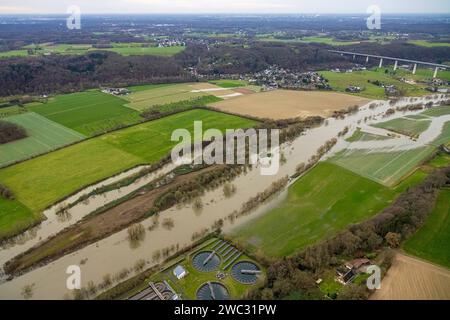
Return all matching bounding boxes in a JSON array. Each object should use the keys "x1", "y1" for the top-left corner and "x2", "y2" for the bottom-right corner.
[
  {"x1": 102, "y1": 87, "x2": 130, "y2": 96},
  {"x1": 336, "y1": 258, "x2": 371, "y2": 285}
]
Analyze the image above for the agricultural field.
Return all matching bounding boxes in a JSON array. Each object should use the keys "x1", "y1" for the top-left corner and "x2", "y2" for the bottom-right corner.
[
  {"x1": 0, "y1": 109, "x2": 257, "y2": 213},
  {"x1": 427, "y1": 153, "x2": 450, "y2": 168},
  {"x1": 433, "y1": 121, "x2": 450, "y2": 146},
  {"x1": 28, "y1": 91, "x2": 142, "y2": 136},
  {"x1": 422, "y1": 105, "x2": 450, "y2": 117},
  {"x1": 404, "y1": 189, "x2": 450, "y2": 269},
  {"x1": 0, "y1": 105, "x2": 28, "y2": 118},
  {"x1": 123, "y1": 82, "x2": 256, "y2": 111},
  {"x1": 257, "y1": 34, "x2": 395, "y2": 46},
  {"x1": 1, "y1": 43, "x2": 186, "y2": 58},
  {"x1": 99, "y1": 43, "x2": 185, "y2": 56},
  {"x1": 23, "y1": 43, "x2": 92, "y2": 55},
  {"x1": 330, "y1": 107, "x2": 450, "y2": 186},
  {"x1": 258, "y1": 36, "x2": 360, "y2": 46},
  {"x1": 0, "y1": 50, "x2": 29, "y2": 58},
  {"x1": 0, "y1": 198, "x2": 39, "y2": 240},
  {"x1": 208, "y1": 79, "x2": 248, "y2": 88},
  {"x1": 387, "y1": 66, "x2": 450, "y2": 82},
  {"x1": 372, "y1": 117, "x2": 431, "y2": 138},
  {"x1": 371, "y1": 253, "x2": 450, "y2": 300},
  {"x1": 232, "y1": 162, "x2": 425, "y2": 257},
  {"x1": 407, "y1": 40, "x2": 450, "y2": 48},
  {"x1": 211, "y1": 89, "x2": 369, "y2": 120},
  {"x1": 345, "y1": 128, "x2": 391, "y2": 142},
  {"x1": 127, "y1": 83, "x2": 176, "y2": 93},
  {"x1": 330, "y1": 147, "x2": 436, "y2": 186},
  {"x1": 0, "y1": 113, "x2": 85, "y2": 167},
  {"x1": 142, "y1": 96, "x2": 223, "y2": 115},
  {"x1": 404, "y1": 114, "x2": 431, "y2": 120},
  {"x1": 123, "y1": 83, "x2": 211, "y2": 111},
  {"x1": 319, "y1": 69, "x2": 430, "y2": 99}
]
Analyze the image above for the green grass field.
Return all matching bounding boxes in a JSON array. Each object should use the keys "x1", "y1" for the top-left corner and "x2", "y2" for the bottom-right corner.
[
  {"x1": 23, "y1": 43, "x2": 92, "y2": 55},
  {"x1": 127, "y1": 83, "x2": 175, "y2": 93},
  {"x1": 0, "y1": 50, "x2": 29, "y2": 58},
  {"x1": 208, "y1": 80, "x2": 248, "y2": 88},
  {"x1": 407, "y1": 40, "x2": 450, "y2": 48},
  {"x1": 387, "y1": 66, "x2": 450, "y2": 82},
  {"x1": 373, "y1": 117, "x2": 431, "y2": 138},
  {"x1": 3, "y1": 43, "x2": 186, "y2": 58},
  {"x1": 102, "y1": 44, "x2": 185, "y2": 56},
  {"x1": 123, "y1": 83, "x2": 210, "y2": 111},
  {"x1": 0, "y1": 112, "x2": 85, "y2": 167},
  {"x1": 143, "y1": 95, "x2": 223, "y2": 114},
  {"x1": 330, "y1": 147, "x2": 436, "y2": 186},
  {"x1": 0, "y1": 198, "x2": 39, "y2": 240},
  {"x1": 258, "y1": 34, "x2": 395, "y2": 46},
  {"x1": 232, "y1": 162, "x2": 426, "y2": 257},
  {"x1": 319, "y1": 69, "x2": 430, "y2": 99},
  {"x1": 433, "y1": 121, "x2": 450, "y2": 146},
  {"x1": 0, "y1": 109, "x2": 256, "y2": 213},
  {"x1": 404, "y1": 114, "x2": 431, "y2": 120},
  {"x1": 28, "y1": 91, "x2": 142, "y2": 136},
  {"x1": 0, "y1": 105, "x2": 28, "y2": 118},
  {"x1": 404, "y1": 189, "x2": 450, "y2": 269},
  {"x1": 345, "y1": 128, "x2": 391, "y2": 142},
  {"x1": 422, "y1": 105, "x2": 450, "y2": 117},
  {"x1": 331, "y1": 107, "x2": 450, "y2": 186},
  {"x1": 258, "y1": 36, "x2": 361, "y2": 46},
  {"x1": 428, "y1": 153, "x2": 450, "y2": 168}
]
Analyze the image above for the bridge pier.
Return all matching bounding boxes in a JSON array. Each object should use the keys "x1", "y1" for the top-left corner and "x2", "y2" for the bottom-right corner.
[
  {"x1": 327, "y1": 50, "x2": 449, "y2": 77},
  {"x1": 433, "y1": 67, "x2": 439, "y2": 78}
]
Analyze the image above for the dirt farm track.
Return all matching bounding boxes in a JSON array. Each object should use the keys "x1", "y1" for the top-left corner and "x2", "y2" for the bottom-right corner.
[
  {"x1": 371, "y1": 253, "x2": 450, "y2": 300},
  {"x1": 211, "y1": 89, "x2": 370, "y2": 119}
]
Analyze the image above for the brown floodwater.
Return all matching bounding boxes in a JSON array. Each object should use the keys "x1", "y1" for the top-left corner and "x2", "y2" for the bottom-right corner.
[{"x1": 0, "y1": 95, "x2": 448, "y2": 299}]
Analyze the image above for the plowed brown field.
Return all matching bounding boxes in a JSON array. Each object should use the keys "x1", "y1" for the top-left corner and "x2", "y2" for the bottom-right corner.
[
  {"x1": 211, "y1": 89, "x2": 370, "y2": 120},
  {"x1": 371, "y1": 253, "x2": 450, "y2": 300}
]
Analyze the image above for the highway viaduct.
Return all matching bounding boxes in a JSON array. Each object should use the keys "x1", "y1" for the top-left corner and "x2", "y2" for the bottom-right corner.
[{"x1": 328, "y1": 50, "x2": 450, "y2": 78}]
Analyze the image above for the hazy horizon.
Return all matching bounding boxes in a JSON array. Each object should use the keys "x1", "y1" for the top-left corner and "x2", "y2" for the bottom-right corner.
[{"x1": 1, "y1": 0, "x2": 449, "y2": 15}]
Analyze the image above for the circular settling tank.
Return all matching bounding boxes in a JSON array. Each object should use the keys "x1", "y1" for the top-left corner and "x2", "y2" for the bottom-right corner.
[
  {"x1": 196, "y1": 282, "x2": 229, "y2": 300},
  {"x1": 231, "y1": 261, "x2": 260, "y2": 284},
  {"x1": 192, "y1": 251, "x2": 220, "y2": 272}
]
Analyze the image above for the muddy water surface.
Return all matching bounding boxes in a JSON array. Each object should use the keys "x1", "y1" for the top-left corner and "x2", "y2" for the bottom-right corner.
[{"x1": 0, "y1": 95, "x2": 448, "y2": 299}]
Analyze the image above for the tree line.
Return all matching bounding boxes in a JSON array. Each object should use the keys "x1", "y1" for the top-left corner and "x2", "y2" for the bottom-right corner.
[{"x1": 0, "y1": 51, "x2": 191, "y2": 96}]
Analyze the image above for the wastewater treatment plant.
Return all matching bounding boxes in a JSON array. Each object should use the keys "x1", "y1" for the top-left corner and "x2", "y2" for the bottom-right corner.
[{"x1": 127, "y1": 238, "x2": 264, "y2": 300}]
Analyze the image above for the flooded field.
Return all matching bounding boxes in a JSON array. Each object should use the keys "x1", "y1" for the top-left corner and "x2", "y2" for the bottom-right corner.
[
  {"x1": 0, "y1": 163, "x2": 177, "y2": 263},
  {"x1": 0, "y1": 94, "x2": 448, "y2": 299}
]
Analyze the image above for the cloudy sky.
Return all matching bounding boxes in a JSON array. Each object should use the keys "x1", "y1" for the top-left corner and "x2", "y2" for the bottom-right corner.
[{"x1": 1, "y1": 0, "x2": 449, "y2": 14}]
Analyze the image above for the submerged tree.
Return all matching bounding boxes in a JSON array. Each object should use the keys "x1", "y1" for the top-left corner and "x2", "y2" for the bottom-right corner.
[
  {"x1": 21, "y1": 283, "x2": 35, "y2": 300},
  {"x1": 223, "y1": 183, "x2": 237, "y2": 198}
]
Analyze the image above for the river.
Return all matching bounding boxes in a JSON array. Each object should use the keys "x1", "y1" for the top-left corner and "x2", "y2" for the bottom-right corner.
[{"x1": 0, "y1": 95, "x2": 448, "y2": 299}]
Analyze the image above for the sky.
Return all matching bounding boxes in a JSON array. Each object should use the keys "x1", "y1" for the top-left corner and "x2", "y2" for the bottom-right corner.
[{"x1": 0, "y1": 0, "x2": 449, "y2": 14}]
